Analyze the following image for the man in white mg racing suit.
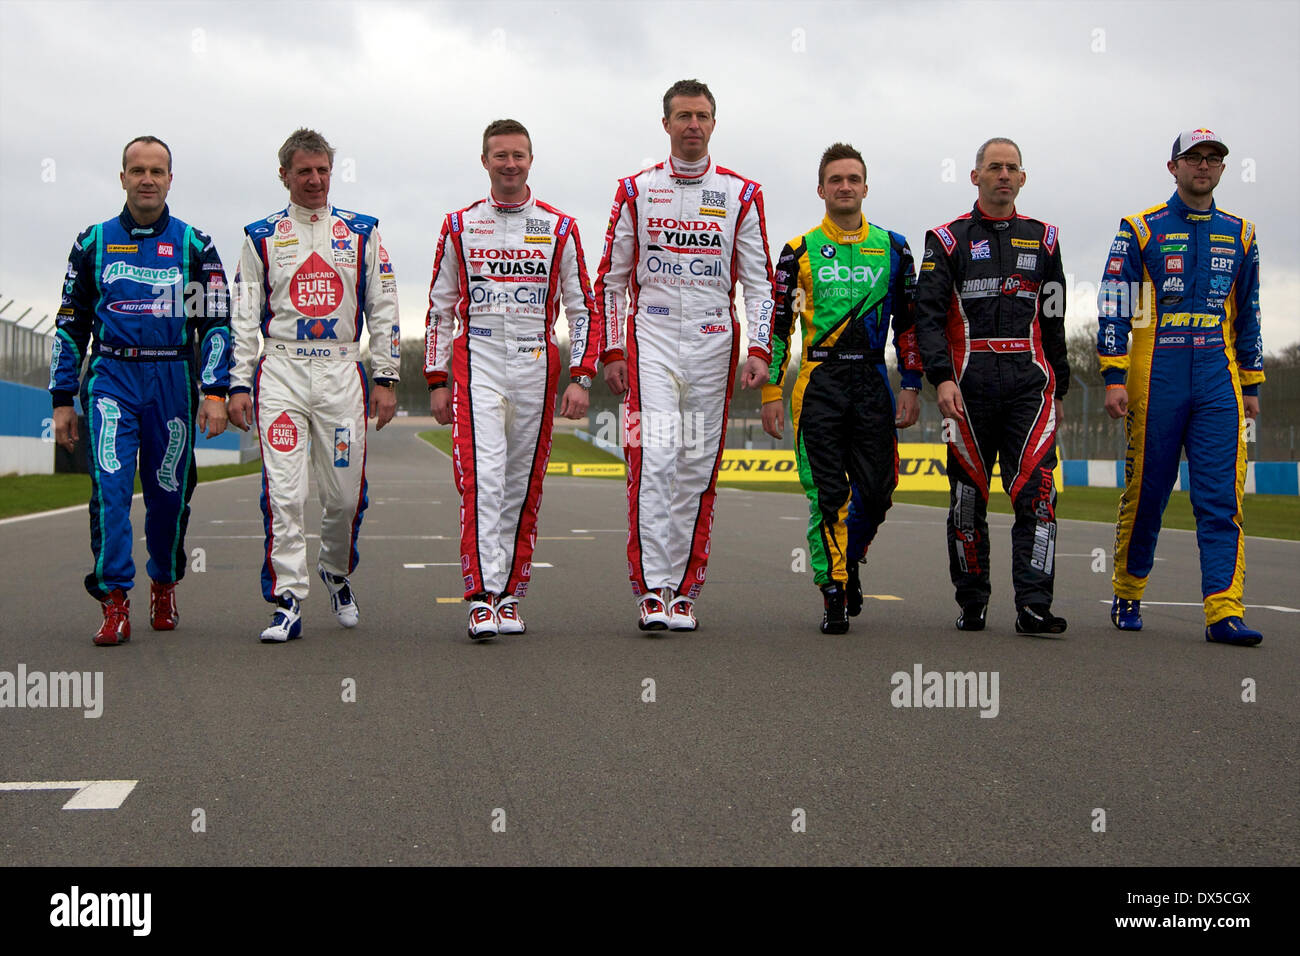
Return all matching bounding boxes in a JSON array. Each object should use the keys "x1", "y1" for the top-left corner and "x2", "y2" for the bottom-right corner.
[
  {"x1": 228, "y1": 128, "x2": 400, "y2": 643},
  {"x1": 426, "y1": 119, "x2": 599, "y2": 640},
  {"x1": 596, "y1": 78, "x2": 775, "y2": 632}
]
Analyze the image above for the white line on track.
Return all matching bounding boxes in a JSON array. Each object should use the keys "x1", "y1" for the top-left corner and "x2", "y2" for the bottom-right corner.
[
  {"x1": 1094, "y1": 600, "x2": 1298, "y2": 613},
  {"x1": 1058, "y1": 554, "x2": 1164, "y2": 561},
  {"x1": 0, "y1": 780, "x2": 138, "y2": 810},
  {"x1": 405, "y1": 562, "x2": 554, "y2": 569},
  {"x1": 183, "y1": 534, "x2": 452, "y2": 540}
]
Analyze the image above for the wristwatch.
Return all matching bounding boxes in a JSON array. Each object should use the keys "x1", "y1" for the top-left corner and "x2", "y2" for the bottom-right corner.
[{"x1": 572, "y1": 375, "x2": 593, "y2": 390}]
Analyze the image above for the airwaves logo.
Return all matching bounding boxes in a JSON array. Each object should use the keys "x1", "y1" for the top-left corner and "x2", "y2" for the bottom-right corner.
[
  {"x1": 102, "y1": 262, "x2": 181, "y2": 286},
  {"x1": 156, "y1": 419, "x2": 187, "y2": 492},
  {"x1": 95, "y1": 397, "x2": 123, "y2": 473},
  {"x1": 201, "y1": 335, "x2": 226, "y2": 385}
]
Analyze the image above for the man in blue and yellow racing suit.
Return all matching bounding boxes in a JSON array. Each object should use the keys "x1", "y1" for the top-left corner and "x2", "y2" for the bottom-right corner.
[{"x1": 1098, "y1": 128, "x2": 1265, "y2": 647}]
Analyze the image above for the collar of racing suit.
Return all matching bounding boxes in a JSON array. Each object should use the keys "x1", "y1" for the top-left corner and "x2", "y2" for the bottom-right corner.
[
  {"x1": 118, "y1": 203, "x2": 171, "y2": 238},
  {"x1": 1165, "y1": 191, "x2": 1216, "y2": 220},
  {"x1": 972, "y1": 201, "x2": 1016, "y2": 223},
  {"x1": 489, "y1": 187, "x2": 534, "y2": 213},
  {"x1": 287, "y1": 202, "x2": 332, "y2": 225},
  {"x1": 667, "y1": 154, "x2": 712, "y2": 181},
  {"x1": 819, "y1": 213, "x2": 869, "y2": 245}
]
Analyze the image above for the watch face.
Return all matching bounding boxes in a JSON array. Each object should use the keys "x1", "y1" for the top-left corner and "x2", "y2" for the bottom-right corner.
[{"x1": 574, "y1": 375, "x2": 592, "y2": 389}]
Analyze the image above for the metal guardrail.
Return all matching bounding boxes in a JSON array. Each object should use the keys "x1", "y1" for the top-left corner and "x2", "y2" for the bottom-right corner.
[{"x1": 0, "y1": 296, "x2": 56, "y2": 389}]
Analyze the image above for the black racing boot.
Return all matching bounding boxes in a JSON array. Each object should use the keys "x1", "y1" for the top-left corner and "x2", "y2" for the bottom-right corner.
[
  {"x1": 821, "y1": 585, "x2": 849, "y2": 634},
  {"x1": 1015, "y1": 603, "x2": 1067, "y2": 635},
  {"x1": 955, "y1": 602, "x2": 987, "y2": 632},
  {"x1": 846, "y1": 561, "x2": 863, "y2": 617}
]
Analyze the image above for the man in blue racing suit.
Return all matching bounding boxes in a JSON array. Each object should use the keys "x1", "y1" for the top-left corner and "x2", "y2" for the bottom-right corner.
[
  {"x1": 1098, "y1": 128, "x2": 1265, "y2": 647},
  {"x1": 50, "y1": 136, "x2": 231, "y2": 645}
]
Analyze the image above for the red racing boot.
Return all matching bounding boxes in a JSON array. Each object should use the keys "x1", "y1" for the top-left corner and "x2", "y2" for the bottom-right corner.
[
  {"x1": 150, "y1": 580, "x2": 179, "y2": 631},
  {"x1": 94, "y1": 589, "x2": 131, "y2": 646}
]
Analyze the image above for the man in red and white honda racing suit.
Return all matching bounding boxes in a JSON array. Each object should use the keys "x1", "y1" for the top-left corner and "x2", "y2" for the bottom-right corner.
[
  {"x1": 228, "y1": 129, "x2": 400, "y2": 643},
  {"x1": 597, "y1": 79, "x2": 775, "y2": 632},
  {"x1": 426, "y1": 119, "x2": 599, "y2": 640}
]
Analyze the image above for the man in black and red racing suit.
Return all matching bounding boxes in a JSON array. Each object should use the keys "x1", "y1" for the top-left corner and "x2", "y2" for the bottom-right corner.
[{"x1": 914, "y1": 137, "x2": 1069, "y2": 635}]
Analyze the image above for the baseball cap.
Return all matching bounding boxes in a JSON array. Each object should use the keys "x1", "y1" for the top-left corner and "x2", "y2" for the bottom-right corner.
[{"x1": 1171, "y1": 129, "x2": 1229, "y2": 161}]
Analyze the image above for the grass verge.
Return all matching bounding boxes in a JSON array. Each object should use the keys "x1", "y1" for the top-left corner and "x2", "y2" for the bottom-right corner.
[
  {"x1": 724, "y1": 483, "x2": 1299, "y2": 540},
  {"x1": 0, "y1": 459, "x2": 263, "y2": 520}
]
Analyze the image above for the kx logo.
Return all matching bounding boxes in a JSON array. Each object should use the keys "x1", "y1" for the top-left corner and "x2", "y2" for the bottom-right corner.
[
  {"x1": 332, "y1": 238, "x2": 352, "y2": 251},
  {"x1": 297, "y1": 318, "x2": 339, "y2": 339}
]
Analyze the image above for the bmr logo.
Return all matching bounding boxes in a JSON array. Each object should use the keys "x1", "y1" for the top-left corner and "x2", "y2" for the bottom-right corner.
[{"x1": 297, "y1": 317, "x2": 339, "y2": 339}]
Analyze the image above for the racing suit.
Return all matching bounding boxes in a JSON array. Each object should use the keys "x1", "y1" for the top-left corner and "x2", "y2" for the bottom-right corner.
[
  {"x1": 424, "y1": 192, "x2": 599, "y2": 599},
  {"x1": 595, "y1": 157, "x2": 775, "y2": 599},
  {"x1": 50, "y1": 205, "x2": 231, "y2": 600},
  {"x1": 1097, "y1": 192, "x2": 1263, "y2": 625},
  {"x1": 915, "y1": 202, "x2": 1069, "y2": 609},
  {"x1": 765, "y1": 215, "x2": 922, "y2": 589},
  {"x1": 231, "y1": 202, "x2": 400, "y2": 603}
]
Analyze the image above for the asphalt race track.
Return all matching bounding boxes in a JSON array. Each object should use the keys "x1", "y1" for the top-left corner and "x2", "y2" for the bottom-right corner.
[{"x1": 2, "y1": 421, "x2": 1295, "y2": 866}]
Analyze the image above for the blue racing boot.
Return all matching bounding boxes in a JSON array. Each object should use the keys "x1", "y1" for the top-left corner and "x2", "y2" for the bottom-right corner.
[
  {"x1": 1110, "y1": 596, "x2": 1142, "y2": 631},
  {"x1": 1205, "y1": 617, "x2": 1262, "y2": 647}
]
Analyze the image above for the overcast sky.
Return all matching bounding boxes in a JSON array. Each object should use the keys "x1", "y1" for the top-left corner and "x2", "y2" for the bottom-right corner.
[{"x1": 2, "y1": 0, "x2": 1297, "y2": 351}]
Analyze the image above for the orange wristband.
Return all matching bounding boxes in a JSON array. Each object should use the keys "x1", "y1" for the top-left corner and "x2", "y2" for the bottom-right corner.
[
  {"x1": 1105, "y1": 384, "x2": 1126, "y2": 390},
  {"x1": 204, "y1": 394, "x2": 225, "y2": 402}
]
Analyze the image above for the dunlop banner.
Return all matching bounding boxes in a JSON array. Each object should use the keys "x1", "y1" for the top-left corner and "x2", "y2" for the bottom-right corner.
[
  {"x1": 718, "y1": 444, "x2": 1061, "y2": 491},
  {"x1": 572, "y1": 462, "x2": 625, "y2": 477}
]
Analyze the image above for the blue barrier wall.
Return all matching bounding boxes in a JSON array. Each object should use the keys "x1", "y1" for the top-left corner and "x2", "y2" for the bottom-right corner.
[{"x1": 1062, "y1": 460, "x2": 1298, "y2": 495}]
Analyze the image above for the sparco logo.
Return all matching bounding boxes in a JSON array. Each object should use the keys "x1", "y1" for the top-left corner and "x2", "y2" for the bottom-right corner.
[{"x1": 102, "y1": 263, "x2": 181, "y2": 286}]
